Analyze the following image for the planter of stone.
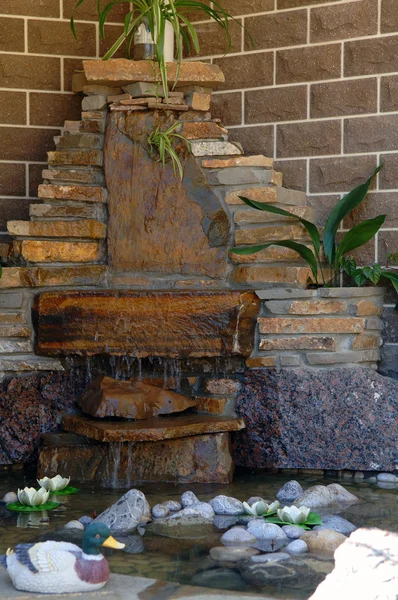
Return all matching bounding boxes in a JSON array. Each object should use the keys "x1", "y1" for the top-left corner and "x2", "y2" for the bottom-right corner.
[{"x1": 252, "y1": 287, "x2": 384, "y2": 369}]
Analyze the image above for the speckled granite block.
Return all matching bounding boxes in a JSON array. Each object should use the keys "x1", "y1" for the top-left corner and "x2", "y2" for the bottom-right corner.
[{"x1": 232, "y1": 368, "x2": 398, "y2": 471}]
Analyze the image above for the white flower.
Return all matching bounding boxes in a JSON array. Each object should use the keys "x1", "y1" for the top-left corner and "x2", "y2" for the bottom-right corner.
[
  {"x1": 243, "y1": 500, "x2": 280, "y2": 516},
  {"x1": 17, "y1": 487, "x2": 50, "y2": 507},
  {"x1": 277, "y1": 505, "x2": 311, "y2": 525},
  {"x1": 37, "y1": 475, "x2": 70, "y2": 492}
]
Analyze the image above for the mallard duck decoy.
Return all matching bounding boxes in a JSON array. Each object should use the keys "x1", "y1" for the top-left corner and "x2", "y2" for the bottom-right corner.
[{"x1": 0, "y1": 522, "x2": 125, "y2": 593}]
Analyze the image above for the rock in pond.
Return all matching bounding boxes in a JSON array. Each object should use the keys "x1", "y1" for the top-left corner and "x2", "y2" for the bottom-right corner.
[
  {"x1": 94, "y1": 489, "x2": 150, "y2": 533},
  {"x1": 162, "y1": 500, "x2": 182, "y2": 512},
  {"x1": 220, "y1": 527, "x2": 257, "y2": 547},
  {"x1": 78, "y1": 516, "x2": 93, "y2": 528},
  {"x1": 1, "y1": 492, "x2": 17, "y2": 504},
  {"x1": 251, "y1": 552, "x2": 290, "y2": 563},
  {"x1": 78, "y1": 376, "x2": 197, "y2": 419},
  {"x1": 210, "y1": 546, "x2": 259, "y2": 563},
  {"x1": 377, "y1": 473, "x2": 398, "y2": 483},
  {"x1": 286, "y1": 539, "x2": 308, "y2": 554},
  {"x1": 313, "y1": 515, "x2": 356, "y2": 536},
  {"x1": 168, "y1": 503, "x2": 214, "y2": 520},
  {"x1": 301, "y1": 529, "x2": 346, "y2": 556},
  {"x1": 64, "y1": 520, "x2": 84, "y2": 531},
  {"x1": 282, "y1": 525, "x2": 304, "y2": 540},
  {"x1": 309, "y1": 527, "x2": 398, "y2": 600},
  {"x1": 209, "y1": 495, "x2": 244, "y2": 515},
  {"x1": 191, "y1": 567, "x2": 247, "y2": 591},
  {"x1": 240, "y1": 556, "x2": 324, "y2": 589},
  {"x1": 152, "y1": 504, "x2": 170, "y2": 519},
  {"x1": 294, "y1": 484, "x2": 359, "y2": 508},
  {"x1": 213, "y1": 515, "x2": 239, "y2": 530},
  {"x1": 276, "y1": 480, "x2": 303, "y2": 504},
  {"x1": 181, "y1": 491, "x2": 200, "y2": 508},
  {"x1": 247, "y1": 521, "x2": 288, "y2": 552}
]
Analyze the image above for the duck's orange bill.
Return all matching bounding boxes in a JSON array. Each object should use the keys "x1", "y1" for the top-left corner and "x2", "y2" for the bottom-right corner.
[{"x1": 102, "y1": 536, "x2": 125, "y2": 550}]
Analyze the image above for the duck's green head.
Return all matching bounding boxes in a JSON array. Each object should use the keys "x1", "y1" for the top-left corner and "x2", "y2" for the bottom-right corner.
[{"x1": 82, "y1": 522, "x2": 125, "y2": 555}]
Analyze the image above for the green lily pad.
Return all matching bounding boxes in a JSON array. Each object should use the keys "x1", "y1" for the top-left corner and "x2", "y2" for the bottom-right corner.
[
  {"x1": 264, "y1": 512, "x2": 322, "y2": 529},
  {"x1": 6, "y1": 501, "x2": 59, "y2": 512},
  {"x1": 49, "y1": 486, "x2": 79, "y2": 496}
]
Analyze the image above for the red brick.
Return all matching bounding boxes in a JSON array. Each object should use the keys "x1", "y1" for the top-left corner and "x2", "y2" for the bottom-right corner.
[
  {"x1": 64, "y1": 59, "x2": 84, "y2": 92},
  {"x1": 0, "y1": 199, "x2": 30, "y2": 230},
  {"x1": 0, "y1": 55, "x2": 60, "y2": 90},
  {"x1": 381, "y1": 0, "x2": 398, "y2": 34},
  {"x1": 309, "y1": 156, "x2": 377, "y2": 193},
  {"x1": 185, "y1": 19, "x2": 242, "y2": 58},
  {"x1": 99, "y1": 24, "x2": 128, "y2": 60},
  {"x1": 229, "y1": 126, "x2": 274, "y2": 157},
  {"x1": 274, "y1": 160, "x2": 307, "y2": 192},
  {"x1": 345, "y1": 36, "x2": 398, "y2": 77},
  {"x1": 0, "y1": 16, "x2": 24, "y2": 52},
  {"x1": 245, "y1": 10, "x2": 307, "y2": 50},
  {"x1": 29, "y1": 164, "x2": 45, "y2": 198},
  {"x1": 307, "y1": 195, "x2": 340, "y2": 226},
  {"x1": 277, "y1": 44, "x2": 341, "y2": 84},
  {"x1": 311, "y1": 78, "x2": 377, "y2": 118},
  {"x1": 223, "y1": 0, "x2": 274, "y2": 15},
  {"x1": 214, "y1": 53, "x2": 273, "y2": 91},
  {"x1": 345, "y1": 192, "x2": 398, "y2": 229},
  {"x1": 0, "y1": 128, "x2": 59, "y2": 162},
  {"x1": 30, "y1": 93, "x2": 82, "y2": 127},
  {"x1": 345, "y1": 115, "x2": 398, "y2": 153},
  {"x1": 380, "y1": 75, "x2": 398, "y2": 112},
  {"x1": 0, "y1": 164, "x2": 25, "y2": 197},
  {"x1": 378, "y1": 231, "x2": 398, "y2": 265},
  {"x1": 2, "y1": 0, "x2": 59, "y2": 17},
  {"x1": 380, "y1": 154, "x2": 398, "y2": 189},
  {"x1": 310, "y1": 0, "x2": 377, "y2": 43},
  {"x1": 278, "y1": 0, "x2": 340, "y2": 7},
  {"x1": 277, "y1": 121, "x2": 341, "y2": 158},
  {"x1": 63, "y1": 0, "x2": 129, "y2": 22},
  {"x1": 211, "y1": 92, "x2": 242, "y2": 126},
  {"x1": 28, "y1": 20, "x2": 96, "y2": 57},
  {"x1": 245, "y1": 86, "x2": 307, "y2": 124},
  {"x1": 0, "y1": 91, "x2": 26, "y2": 125}
]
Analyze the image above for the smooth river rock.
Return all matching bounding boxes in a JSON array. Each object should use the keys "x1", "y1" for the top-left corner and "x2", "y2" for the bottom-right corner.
[
  {"x1": 210, "y1": 546, "x2": 259, "y2": 562},
  {"x1": 276, "y1": 480, "x2": 303, "y2": 504},
  {"x1": 94, "y1": 489, "x2": 150, "y2": 534},
  {"x1": 78, "y1": 376, "x2": 196, "y2": 419},
  {"x1": 294, "y1": 484, "x2": 359, "y2": 508},
  {"x1": 220, "y1": 527, "x2": 257, "y2": 547},
  {"x1": 313, "y1": 515, "x2": 356, "y2": 536},
  {"x1": 301, "y1": 529, "x2": 347, "y2": 556},
  {"x1": 247, "y1": 521, "x2": 288, "y2": 552},
  {"x1": 209, "y1": 495, "x2": 244, "y2": 516},
  {"x1": 181, "y1": 491, "x2": 200, "y2": 508}
]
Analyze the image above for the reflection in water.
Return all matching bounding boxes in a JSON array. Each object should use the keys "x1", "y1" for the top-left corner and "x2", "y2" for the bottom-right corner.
[{"x1": 1, "y1": 470, "x2": 397, "y2": 599}]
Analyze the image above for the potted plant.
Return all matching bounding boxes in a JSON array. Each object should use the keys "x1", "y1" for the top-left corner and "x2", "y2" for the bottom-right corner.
[
  {"x1": 230, "y1": 165, "x2": 398, "y2": 307},
  {"x1": 70, "y1": 0, "x2": 245, "y2": 97}
]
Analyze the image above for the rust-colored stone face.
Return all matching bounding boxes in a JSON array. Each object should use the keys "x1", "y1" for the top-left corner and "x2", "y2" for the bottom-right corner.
[
  {"x1": 38, "y1": 431, "x2": 234, "y2": 484},
  {"x1": 105, "y1": 111, "x2": 229, "y2": 277},
  {"x1": 62, "y1": 413, "x2": 245, "y2": 442},
  {"x1": 79, "y1": 376, "x2": 197, "y2": 419},
  {"x1": 33, "y1": 290, "x2": 260, "y2": 357}
]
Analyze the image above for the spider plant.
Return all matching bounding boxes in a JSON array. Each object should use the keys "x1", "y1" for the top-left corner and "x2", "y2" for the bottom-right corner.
[
  {"x1": 71, "y1": 0, "x2": 246, "y2": 99},
  {"x1": 230, "y1": 164, "x2": 398, "y2": 300},
  {"x1": 147, "y1": 122, "x2": 190, "y2": 179}
]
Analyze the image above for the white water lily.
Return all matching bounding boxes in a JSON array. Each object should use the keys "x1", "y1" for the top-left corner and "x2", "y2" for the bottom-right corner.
[
  {"x1": 277, "y1": 505, "x2": 311, "y2": 525},
  {"x1": 17, "y1": 487, "x2": 50, "y2": 507},
  {"x1": 243, "y1": 500, "x2": 281, "y2": 516},
  {"x1": 38, "y1": 475, "x2": 70, "y2": 492}
]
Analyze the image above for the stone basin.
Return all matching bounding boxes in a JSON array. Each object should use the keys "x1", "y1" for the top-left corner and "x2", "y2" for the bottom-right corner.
[{"x1": 62, "y1": 413, "x2": 245, "y2": 443}]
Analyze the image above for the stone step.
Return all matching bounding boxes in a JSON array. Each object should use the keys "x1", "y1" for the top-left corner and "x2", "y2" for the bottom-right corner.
[
  {"x1": 234, "y1": 223, "x2": 309, "y2": 245},
  {"x1": 206, "y1": 167, "x2": 282, "y2": 187},
  {"x1": 62, "y1": 413, "x2": 245, "y2": 442},
  {"x1": 258, "y1": 316, "x2": 366, "y2": 335},
  {"x1": 202, "y1": 155, "x2": 273, "y2": 169},
  {"x1": 226, "y1": 186, "x2": 307, "y2": 206},
  {"x1": 180, "y1": 121, "x2": 227, "y2": 140},
  {"x1": 231, "y1": 265, "x2": 313, "y2": 287},
  {"x1": 38, "y1": 184, "x2": 107, "y2": 203},
  {"x1": 234, "y1": 206, "x2": 315, "y2": 225},
  {"x1": 0, "y1": 312, "x2": 26, "y2": 324},
  {"x1": 8, "y1": 220, "x2": 106, "y2": 239},
  {"x1": 55, "y1": 133, "x2": 104, "y2": 150},
  {"x1": 30, "y1": 203, "x2": 106, "y2": 221},
  {"x1": 0, "y1": 266, "x2": 107, "y2": 289},
  {"x1": 0, "y1": 355, "x2": 64, "y2": 372},
  {"x1": 190, "y1": 140, "x2": 242, "y2": 157},
  {"x1": 0, "y1": 325, "x2": 30, "y2": 338},
  {"x1": 0, "y1": 340, "x2": 32, "y2": 353},
  {"x1": 48, "y1": 150, "x2": 103, "y2": 167},
  {"x1": 42, "y1": 168, "x2": 105, "y2": 186},
  {"x1": 229, "y1": 244, "x2": 315, "y2": 264},
  {"x1": 64, "y1": 119, "x2": 105, "y2": 134},
  {"x1": 12, "y1": 240, "x2": 104, "y2": 263}
]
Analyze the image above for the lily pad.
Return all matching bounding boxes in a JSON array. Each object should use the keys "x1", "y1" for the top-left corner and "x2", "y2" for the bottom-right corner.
[
  {"x1": 49, "y1": 486, "x2": 79, "y2": 496},
  {"x1": 6, "y1": 501, "x2": 59, "y2": 512},
  {"x1": 264, "y1": 512, "x2": 322, "y2": 529}
]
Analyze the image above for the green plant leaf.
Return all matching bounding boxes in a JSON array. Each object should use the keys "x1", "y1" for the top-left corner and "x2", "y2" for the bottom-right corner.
[
  {"x1": 230, "y1": 240, "x2": 318, "y2": 282},
  {"x1": 323, "y1": 165, "x2": 383, "y2": 265},
  {"x1": 381, "y1": 269, "x2": 398, "y2": 311},
  {"x1": 353, "y1": 268, "x2": 368, "y2": 287},
  {"x1": 334, "y1": 215, "x2": 386, "y2": 268},
  {"x1": 264, "y1": 511, "x2": 322, "y2": 529}
]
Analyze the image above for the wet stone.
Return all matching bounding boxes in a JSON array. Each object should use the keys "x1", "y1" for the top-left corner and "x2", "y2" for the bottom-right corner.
[
  {"x1": 163, "y1": 500, "x2": 182, "y2": 512},
  {"x1": 213, "y1": 515, "x2": 239, "y2": 530},
  {"x1": 282, "y1": 525, "x2": 304, "y2": 540},
  {"x1": 220, "y1": 527, "x2": 257, "y2": 547},
  {"x1": 210, "y1": 546, "x2": 259, "y2": 563},
  {"x1": 251, "y1": 552, "x2": 290, "y2": 563},
  {"x1": 210, "y1": 495, "x2": 244, "y2": 516},
  {"x1": 191, "y1": 567, "x2": 246, "y2": 591},
  {"x1": 152, "y1": 504, "x2": 170, "y2": 519},
  {"x1": 313, "y1": 515, "x2": 357, "y2": 536},
  {"x1": 94, "y1": 489, "x2": 150, "y2": 534},
  {"x1": 286, "y1": 539, "x2": 308, "y2": 554},
  {"x1": 181, "y1": 491, "x2": 200, "y2": 508},
  {"x1": 240, "y1": 556, "x2": 324, "y2": 589},
  {"x1": 276, "y1": 480, "x2": 304, "y2": 504}
]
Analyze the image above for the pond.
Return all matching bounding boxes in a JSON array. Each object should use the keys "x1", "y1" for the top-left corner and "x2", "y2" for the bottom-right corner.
[{"x1": 0, "y1": 469, "x2": 397, "y2": 599}]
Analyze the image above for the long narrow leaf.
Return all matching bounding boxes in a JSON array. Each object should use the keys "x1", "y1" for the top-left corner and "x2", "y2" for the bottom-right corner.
[
  {"x1": 323, "y1": 165, "x2": 383, "y2": 265},
  {"x1": 230, "y1": 240, "x2": 318, "y2": 282},
  {"x1": 381, "y1": 270, "x2": 398, "y2": 310},
  {"x1": 334, "y1": 215, "x2": 386, "y2": 268}
]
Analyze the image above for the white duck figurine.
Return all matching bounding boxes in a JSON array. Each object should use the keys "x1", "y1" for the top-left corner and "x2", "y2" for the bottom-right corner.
[{"x1": 0, "y1": 522, "x2": 125, "y2": 594}]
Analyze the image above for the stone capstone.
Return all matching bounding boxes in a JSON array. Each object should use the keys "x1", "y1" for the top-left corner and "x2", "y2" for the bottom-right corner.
[
  {"x1": 78, "y1": 376, "x2": 197, "y2": 419},
  {"x1": 233, "y1": 368, "x2": 398, "y2": 471},
  {"x1": 309, "y1": 528, "x2": 398, "y2": 600},
  {"x1": 94, "y1": 489, "x2": 150, "y2": 533}
]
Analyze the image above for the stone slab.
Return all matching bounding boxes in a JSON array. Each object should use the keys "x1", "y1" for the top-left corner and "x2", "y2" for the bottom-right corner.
[
  {"x1": 13, "y1": 240, "x2": 103, "y2": 263},
  {"x1": 33, "y1": 290, "x2": 260, "y2": 357},
  {"x1": 38, "y1": 431, "x2": 234, "y2": 484},
  {"x1": 42, "y1": 169, "x2": 105, "y2": 186},
  {"x1": 38, "y1": 184, "x2": 107, "y2": 203},
  {"x1": 225, "y1": 186, "x2": 306, "y2": 205},
  {"x1": 7, "y1": 220, "x2": 106, "y2": 239},
  {"x1": 83, "y1": 59, "x2": 225, "y2": 87},
  {"x1": 232, "y1": 367, "x2": 398, "y2": 471},
  {"x1": 62, "y1": 413, "x2": 244, "y2": 442},
  {"x1": 190, "y1": 140, "x2": 242, "y2": 157},
  {"x1": 234, "y1": 206, "x2": 315, "y2": 224},
  {"x1": 0, "y1": 266, "x2": 107, "y2": 289},
  {"x1": 202, "y1": 156, "x2": 274, "y2": 169}
]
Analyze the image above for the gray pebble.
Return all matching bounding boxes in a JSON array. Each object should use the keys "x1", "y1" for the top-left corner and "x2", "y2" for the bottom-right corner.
[
  {"x1": 209, "y1": 495, "x2": 244, "y2": 516},
  {"x1": 152, "y1": 504, "x2": 170, "y2": 519},
  {"x1": 163, "y1": 500, "x2": 182, "y2": 512},
  {"x1": 221, "y1": 527, "x2": 257, "y2": 547},
  {"x1": 282, "y1": 525, "x2": 304, "y2": 540},
  {"x1": 64, "y1": 520, "x2": 84, "y2": 531},
  {"x1": 2, "y1": 492, "x2": 17, "y2": 504},
  {"x1": 276, "y1": 480, "x2": 303, "y2": 504},
  {"x1": 377, "y1": 473, "x2": 398, "y2": 483},
  {"x1": 79, "y1": 516, "x2": 93, "y2": 527},
  {"x1": 213, "y1": 515, "x2": 238, "y2": 530},
  {"x1": 285, "y1": 539, "x2": 308, "y2": 554},
  {"x1": 181, "y1": 491, "x2": 200, "y2": 508},
  {"x1": 251, "y1": 552, "x2": 290, "y2": 563}
]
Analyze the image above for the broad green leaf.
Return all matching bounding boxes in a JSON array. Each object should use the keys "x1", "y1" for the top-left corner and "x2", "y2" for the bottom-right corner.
[
  {"x1": 334, "y1": 215, "x2": 386, "y2": 268},
  {"x1": 354, "y1": 269, "x2": 368, "y2": 287},
  {"x1": 230, "y1": 240, "x2": 318, "y2": 282},
  {"x1": 323, "y1": 165, "x2": 383, "y2": 265}
]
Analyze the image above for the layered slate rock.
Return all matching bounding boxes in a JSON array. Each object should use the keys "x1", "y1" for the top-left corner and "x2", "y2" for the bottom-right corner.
[
  {"x1": 62, "y1": 413, "x2": 244, "y2": 443},
  {"x1": 78, "y1": 376, "x2": 196, "y2": 419},
  {"x1": 105, "y1": 110, "x2": 229, "y2": 277},
  {"x1": 38, "y1": 431, "x2": 234, "y2": 484},
  {"x1": 33, "y1": 290, "x2": 260, "y2": 357},
  {"x1": 232, "y1": 368, "x2": 398, "y2": 471}
]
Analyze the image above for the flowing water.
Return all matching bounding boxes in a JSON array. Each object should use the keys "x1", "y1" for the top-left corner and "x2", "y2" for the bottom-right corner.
[{"x1": 0, "y1": 470, "x2": 397, "y2": 599}]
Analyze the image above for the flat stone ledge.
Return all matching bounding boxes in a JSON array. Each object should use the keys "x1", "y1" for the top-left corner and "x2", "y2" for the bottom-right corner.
[{"x1": 83, "y1": 59, "x2": 225, "y2": 88}]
